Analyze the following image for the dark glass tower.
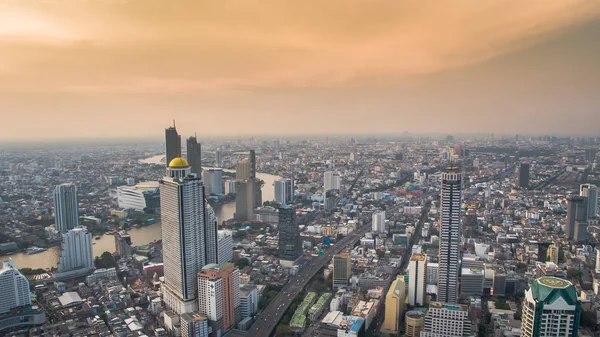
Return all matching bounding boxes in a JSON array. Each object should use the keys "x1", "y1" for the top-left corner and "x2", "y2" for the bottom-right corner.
[
  {"x1": 278, "y1": 207, "x2": 301, "y2": 261},
  {"x1": 165, "y1": 121, "x2": 182, "y2": 166},
  {"x1": 186, "y1": 135, "x2": 202, "y2": 176},
  {"x1": 518, "y1": 163, "x2": 530, "y2": 189}
]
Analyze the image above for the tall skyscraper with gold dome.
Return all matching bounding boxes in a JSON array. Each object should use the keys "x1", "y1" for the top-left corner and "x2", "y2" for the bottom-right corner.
[{"x1": 160, "y1": 157, "x2": 218, "y2": 314}]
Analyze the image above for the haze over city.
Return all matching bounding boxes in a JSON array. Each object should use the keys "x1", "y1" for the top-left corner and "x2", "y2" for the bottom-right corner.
[{"x1": 1, "y1": 0, "x2": 600, "y2": 140}]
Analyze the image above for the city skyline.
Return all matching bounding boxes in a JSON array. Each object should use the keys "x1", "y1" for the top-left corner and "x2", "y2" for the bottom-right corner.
[{"x1": 1, "y1": 1, "x2": 600, "y2": 140}]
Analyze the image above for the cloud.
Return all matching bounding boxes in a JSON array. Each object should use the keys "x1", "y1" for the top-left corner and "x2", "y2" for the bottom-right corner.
[{"x1": 1, "y1": 0, "x2": 600, "y2": 93}]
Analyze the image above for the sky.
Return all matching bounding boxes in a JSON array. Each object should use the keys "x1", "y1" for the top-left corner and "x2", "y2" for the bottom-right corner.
[{"x1": 1, "y1": 0, "x2": 600, "y2": 140}]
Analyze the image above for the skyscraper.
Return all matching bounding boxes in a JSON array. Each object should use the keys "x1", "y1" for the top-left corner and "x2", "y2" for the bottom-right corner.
[
  {"x1": 197, "y1": 263, "x2": 240, "y2": 335},
  {"x1": 186, "y1": 135, "x2": 202, "y2": 176},
  {"x1": 381, "y1": 276, "x2": 406, "y2": 335},
  {"x1": 54, "y1": 183, "x2": 79, "y2": 233},
  {"x1": 372, "y1": 211, "x2": 386, "y2": 233},
  {"x1": 236, "y1": 159, "x2": 251, "y2": 181},
  {"x1": 405, "y1": 311, "x2": 425, "y2": 337},
  {"x1": 160, "y1": 157, "x2": 217, "y2": 314},
  {"x1": 408, "y1": 253, "x2": 427, "y2": 307},
  {"x1": 333, "y1": 250, "x2": 351, "y2": 289},
  {"x1": 203, "y1": 169, "x2": 223, "y2": 196},
  {"x1": 278, "y1": 207, "x2": 301, "y2": 261},
  {"x1": 0, "y1": 259, "x2": 32, "y2": 315},
  {"x1": 249, "y1": 150, "x2": 256, "y2": 180},
  {"x1": 580, "y1": 184, "x2": 598, "y2": 218},
  {"x1": 521, "y1": 277, "x2": 581, "y2": 337},
  {"x1": 274, "y1": 178, "x2": 295, "y2": 205},
  {"x1": 518, "y1": 163, "x2": 530, "y2": 189},
  {"x1": 437, "y1": 169, "x2": 462, "y2": 304},
  {"x1": 215, "y1": 150, "x2": 223, "y2": 168},
  {"x1": 566, "y1": 196, "x2": 588, "y2": 240},
  {"x1": 114, "y1": 230, "x2": 132, "y2": 258},
  {"x1": 56, "y1": 227, "x2": 94, "y2": 279},
  {"x1": 323, "y1": 171, "x2": 341, "y2": 192},
  {"x1": 180, "y1": 313, "x2": 210, "y2": 337},
  {"x1": 165, "y1": 122, "x2": 182, "y2": 166}
]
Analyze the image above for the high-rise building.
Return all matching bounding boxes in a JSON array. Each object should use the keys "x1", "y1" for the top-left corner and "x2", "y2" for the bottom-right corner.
[
  {"x1": 580, "y1": 184, "x2": 598, "y2": 218},
  {"x1": 438, "y1": 169, "x2": 462, "y2": 304},
  {"x1": 249, "y1": 150, "x2": 256, "y2": 180},
  {"x1": 0, "y1": 259, "x2": 32, "y2": 315},
  {"x1": 274, "y1": 178, "x2": 295, "y2": 205},
  {"x1": 566, "y1": 196, "x2": 587, "y2": 240},
  {"x1": 372, "y1": 211, "x2": 386, "y2": 233},
  {"x1": 202, "y1": 169, "x2": 223, "y2": 196},
  {"x1": 518, "y1": 163, "x2": 530, "y2": 189},
  {"x1": 239, "y1": 285, "x2": 259, "y2": 321},
  {"x1": 405, "y1": 311, "x2": 425, "y2": 337},
  {"x1": 596, "y1": 248, "x2": 600, "y2": 274},
  {"x1": 333, "y1": 251, "x2": 351, "y2": 289},
  {"x1": 114, "y1": 230, "x2": 132, "y2": 258},
  {"x1": 585, "y1": 148, "x2": 597, "y2": 163},
  {"x1": 217, "y1": 230, "x2": 233, "y2": 264},
  {"x1": 546, "y1": 243, "x2": 559, "y2": 264},
  {"x1": 180, "y1": 313, "x2": 210, "y2": 337},
  {"x1": 117, "y1": 181, "x2": 160, "y2": 212},
  {"x1": 197, "y1": 263, "x2": 240, "y2": 335},
  {"x1": 236, "y1": 160, "x2": 251, "y2": 181},
  {"x1": 420, "y1": 302, "x2": 471, "y2": 337},
  {"x1": 160, "y1": 157, "x2": 217, "y2": 314},
  {"x1": 57, "y1": 227, "x2": 94, "y2": 278},
  {"x1": 381, "y1": 276, "x2": 406, "y2": 335},
  {"x1": 215, "y1": 150, "x2": 223, "y2": 168},
  {"x1": 408, "y1": 253, "x2": 427, "y2": 306},
  {"x1": 54, "y1": 183, "x2": 79, "y2": 233},
  {"x1": 165, "y1": 122, "x2": 182, "y2": 166},
  {"x1": 186, "y1": 135, "x2": 202, "y2": 176},
  {"x1": 323, "y1": 171, "x2": 341, "y2": 192},
  {"x1": 278, "y1": 207, "x2": 301, "y2": 261},
  {"x1": 521, "y1": 276, "x2": 581, "y2": 337}
]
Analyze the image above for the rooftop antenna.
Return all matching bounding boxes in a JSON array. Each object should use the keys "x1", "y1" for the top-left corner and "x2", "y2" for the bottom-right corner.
[{"x1": 173, "y1": 119, "x2": 176, "y2": 128}]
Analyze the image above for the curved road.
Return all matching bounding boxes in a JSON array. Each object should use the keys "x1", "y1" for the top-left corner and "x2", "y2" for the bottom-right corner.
[{"x1": 246, "y1": 221, "x2": 372, "y2": 337}]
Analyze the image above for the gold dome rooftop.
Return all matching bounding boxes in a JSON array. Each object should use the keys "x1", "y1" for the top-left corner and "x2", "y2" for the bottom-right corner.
[{"x1": 169, "y1": 157, "x2": 189, "y2": 168}]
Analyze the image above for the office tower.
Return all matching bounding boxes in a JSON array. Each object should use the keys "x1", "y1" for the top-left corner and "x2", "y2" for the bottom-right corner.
[
  {"x1": 323, "y1": 171, "x2": 341, "y2": 192},
  {"x1": 114, "y1": 230, "x2": 132, "y2": 258},
  {"x1": 234, "y1": 181, "x2": 253, "y2": 221},
  {"x1": 460, "y1": 267, "x2": 484, "y2": 297},
  {"x1": 521, "y1": 277, "x2": 581, "y2": 337},
  {"x1": 239, "y1": 285, "x2": 259, "y2": 321},
  {"x1": 274, "y1": 178, "x2": 294, "y2": 205},
  {"x1": 224, "y1": 180, "x2": 237, "y2": 195},
  {"x1": 180, "y1": 313, "x2": 210, "y2": 337},
  {"x1": 0, "y1": 259, "x2": 32, "y2": 315},
  {"x1": 249, "y1": 150, "x2": 256, "y2": 179},
  {"x1": 438, "y1": 169, "x2": 462, "y2": 304},
  {"x1": 278, "y1": 207, "x2": 301, "y2": 261},
  {"x1": 405, "y1": 311, "x2": 426, "y2": 337},
  {"x1": 518, "y1": 163, "x2": 530, "y2": 189},
  {"x1": 186, "y1": 135, "x2": 202, "y2": 176},
  {"x1": 372, "y1": 211, "x2": 386, "y2": 233},
  {"x1": 408, "y1": 254, "x2": 427, "y2": 306},
  {"x1": 165, "y1": 121, "x2": 182, "y2": 166},
  {"x1": 202, "y1": 168, "x2": 223, "y2": 196},
  {"x1": 215, "y1": 150, "x2": 223, "y2": 168},
  {"x1": 217, "y1": 230, "x2": 233, "y2": 264},
  {"x1": 580, "y1": 184, "x2": 598, "y2": 218},
  {"x1": 53, "y1": 183, "x2": 79, "y2": 233},
  {"x1": 236, "y1": 160, "x2": 251, "y2": 181},
  {"x1": 546, "y1": 243, "x2": 559, "y2": 264},
  {"x1": 160, "y1": 157, "x2": 217, "y2": 314},
  {"x1": 586, "y1": 148, "x2": 597, "y2": 163},
  {"x1": 420, "y1": 302, "x2": 471, "y2": 337},
  {"x1": 333, "y1": 251, "x2": 351, "y2": 289},
  {"x1": 566, "y1": 196, "x2": 588, "y2": 240},
  {"x1": 197, "y1": 263, "x2": 240, "y2": 335},
  {"x1": 381, "y1": 276, "x2": 406, "y2": 334},
  {"x1": 57, "y1": 227, "x2": 94, "y2": 278}
]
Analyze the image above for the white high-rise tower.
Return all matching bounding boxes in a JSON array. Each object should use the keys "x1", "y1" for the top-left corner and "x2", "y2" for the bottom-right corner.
[
  {"x1": 56, "y1": 227, "x2": 94, "y2": 279},
  {"x1": 54, "y1": 183, "x2": 79, "y2": 233},
  {"x1": 0, "y1": 259, "x2": 32, "y2": 315},
  {"x1": 161, "y1": 157, "x2": 218, "y2": 314},
  {"x1": 437, "y1": 169, "x2": 462, "y2": 304}
]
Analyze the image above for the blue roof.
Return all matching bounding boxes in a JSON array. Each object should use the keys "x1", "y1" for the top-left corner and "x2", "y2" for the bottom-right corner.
[{"x1": 350, "y1": 317, "x2": 364, "y2": 332}]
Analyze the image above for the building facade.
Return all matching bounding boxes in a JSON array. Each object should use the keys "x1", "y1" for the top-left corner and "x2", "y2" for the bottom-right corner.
[
  {"x1": 116, "y1": 181, "x2": 160, "y2": 212},
  {"x1": 420, "y1": 302, "x2": 471, "y2": 337},
  {"x1": 405, "y1": 311, "x2": 425, "y2": 337},
  {"x1": 408, "y1": 253, "x2": 427, "y2": 306},
  {"x1": 0, "y1": 259, "x2": 31, "y2": 315},
  {"x1": 566, "y1": 195, "x2": 587, "y2": 240},
  {"x1": 197, "y1": 263, "x2": 240, "y2": 335},
  {"x1": 333, "y1": 251, "x2": 351, "y2": 289},
  {"x1": 114, "y1": 231, "x2": 132, "y2": 258},
  {"x1": 57, "y1": 227, "x2": 94, "y2": 278},
  {"x1": 278, "y1": 207, "x2": 301, "y2": 261},
  {"x1": 372, "y1": 211, "x2": 386, "y2": 233},
  {"x1": 438, "y1": 169, "x2": 462, "y2": 304},
  {"x1": 203, "y1": 169, "x2": 223, "y2": 196},
  {"x1": 521, "y1": 276, "x2": 581, "y2": 337},
  {"x1": 180, "y1": 313, "x2": 209, "y2": 337},
  {"x1": 160, "y1": 157, "x2": 217, "y2": 314},
  {"x1": 381, "y1": 276, "x2": 406, "y2": 334},
  {"x1": 518, "y1": 163, "x2": 530, "y2": 189},
  {"x1": 165, "y1": 123, "x2": 182, "y2": 167},
  {"x1": 186, "y1": 135, "x2": 202, "y2": 176},
  {"x1": 54, "y1": 183, "x2": 79, "y2": 233},
  {"x1": 580, "y1": 183, "x2": 598, "y2": 219}
]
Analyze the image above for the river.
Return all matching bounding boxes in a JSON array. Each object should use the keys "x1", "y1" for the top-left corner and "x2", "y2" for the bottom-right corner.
[{"x1": 9, "y1": 154, "x2": 280, "y2": 270}]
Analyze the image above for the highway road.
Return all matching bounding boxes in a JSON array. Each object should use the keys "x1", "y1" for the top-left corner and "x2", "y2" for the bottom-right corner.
[{"x1": 245, "y1": 221, "x2": 372, "y2": 337}]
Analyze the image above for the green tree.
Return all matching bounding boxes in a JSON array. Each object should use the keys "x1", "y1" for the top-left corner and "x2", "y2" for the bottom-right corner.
[
  {"x1": 94, "y1": 251, "x2": 116, "y2": 269},
  {"x1": 580, "y1": 310, "x2": 597, "y2": 329},
  {"x1": 276, "y1": 324, "x2": 292, "y2": 336},
  {"x1": 235, "y1": 258, "x2": 250, "y2": 269}
]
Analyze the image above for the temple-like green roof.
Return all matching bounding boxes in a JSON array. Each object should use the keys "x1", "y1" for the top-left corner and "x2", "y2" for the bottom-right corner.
[{"x1": 530, "y1": 276, "x2": 577, "y2": 305}]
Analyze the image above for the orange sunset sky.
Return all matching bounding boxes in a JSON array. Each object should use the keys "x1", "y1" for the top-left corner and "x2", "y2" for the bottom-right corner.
[{"x1": 1, "y1": 0, "x2": 600, "y2": 140}]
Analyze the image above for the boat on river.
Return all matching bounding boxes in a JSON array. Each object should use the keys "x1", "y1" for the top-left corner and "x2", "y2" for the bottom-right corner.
[{"x1": 26, "y1": 246, "x2": 47, "y2": 255}]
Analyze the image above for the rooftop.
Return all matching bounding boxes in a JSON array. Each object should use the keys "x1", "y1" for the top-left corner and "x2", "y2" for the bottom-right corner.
[{"x1": 530, "y1": 276, "x2": 577, "y2": 305}]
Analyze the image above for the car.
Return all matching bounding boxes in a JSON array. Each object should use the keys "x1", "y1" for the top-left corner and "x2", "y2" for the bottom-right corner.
[{"x1": 256, "y1": 327, "x2": 260, "y2": 331}]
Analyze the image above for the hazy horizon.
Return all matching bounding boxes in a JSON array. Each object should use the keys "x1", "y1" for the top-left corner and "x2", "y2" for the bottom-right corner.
[{"x1": 2, "y1": 1, "x2": 600, "y2": 140}]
